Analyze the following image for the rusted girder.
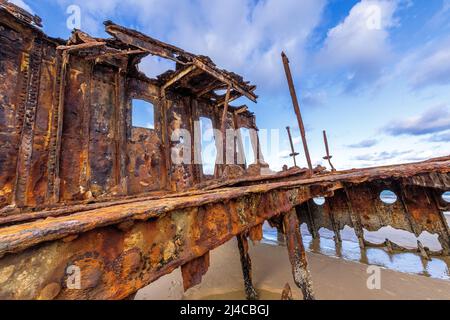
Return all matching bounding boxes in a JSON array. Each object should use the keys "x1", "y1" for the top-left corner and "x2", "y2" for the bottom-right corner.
[
  {"x1": 161, "y1": 65, "x2": 197, "y2": 91},
  {"x1": 283, "y1": 208, "x2": 315, "y2": 300},
  {"x1": 237, "y1": 233, "x2": 259, "y2": 300},
  {"x1": 297, "y1": 179, "x2": 450, "y2": 256},
  {"x1": 0, "y1": 183, "x2": 322, "y2": 299},
  {"x1": 104, "y1": 21, "x2": 258, "y2": 103},
  {"x1": 56, "y1": 42, "x2": 107, "y2": 53},
  {"x1": 0, "y1": 157, "x2": 448, "y2": 299},
  {"x1": 0, "y1": 0, "x2": 42, "y2": 27}
]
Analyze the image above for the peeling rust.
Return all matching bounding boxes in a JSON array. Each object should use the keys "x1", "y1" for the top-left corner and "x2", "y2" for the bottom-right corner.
[
  {"x1": 283, "y1": 208, "x2": 315, "y2": 300},
  {"x1": 181, "y1": 251, "x2": 210, "y2": 292},
  {"x1": 0, "y1": 1, "x2": 449, "y2": 300},
  {"x1": 237, "y1": 233, "x2": 258, "y2": 300}
]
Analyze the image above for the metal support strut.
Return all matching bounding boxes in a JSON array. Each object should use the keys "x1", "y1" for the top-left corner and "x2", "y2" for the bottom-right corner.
[
  {"x1": 283, "y1": 208, "x2": 316, "y2": 300},
  {"x1": 281, "y1": 52, "x2": 313, "y2": 174},
  {"x1": 237, "y1": 233, "x2": 259, "y2": 300}
]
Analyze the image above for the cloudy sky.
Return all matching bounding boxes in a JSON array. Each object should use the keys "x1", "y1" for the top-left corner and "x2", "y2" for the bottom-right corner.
[{"x1": 12, "y1": 0, "x2": 450, "y2": 171}]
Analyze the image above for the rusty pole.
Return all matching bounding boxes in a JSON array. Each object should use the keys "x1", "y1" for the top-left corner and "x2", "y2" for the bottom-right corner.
[
  {"x1": 237, "y1": 233, "x2": 259, "y2": 300},
  {"x1": 322, "y1": 130, "x2": 336, "y2": 172},
  {"x1": 286, "y1": 126, "x2": 299, "y2": 167},
  {"x1": 281, "y1": 52, "x2": 313, "y2": 174},
  {"x1": 283, "y1": 208, "x2": 315, "y2": 300}
]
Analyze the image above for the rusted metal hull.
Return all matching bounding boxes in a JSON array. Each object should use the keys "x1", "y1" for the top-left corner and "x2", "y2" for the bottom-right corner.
[
  {"x1": 0, "y1": 157, "x2": 448, "y2": 299},
  {"x1": 0, "y1": 3, "x2": 261, "y2": 212},
  {"x1": 0, "y1": 183, "x2": 315, "y2": 299},
  {"x1": 0, "y1": 1, "x2": 449, "y2": 301}
]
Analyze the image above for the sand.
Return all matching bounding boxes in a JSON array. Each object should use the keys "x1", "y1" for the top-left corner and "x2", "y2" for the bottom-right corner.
[{"x1": 136, "y1": 238, "x2": 450, "y2": 300}]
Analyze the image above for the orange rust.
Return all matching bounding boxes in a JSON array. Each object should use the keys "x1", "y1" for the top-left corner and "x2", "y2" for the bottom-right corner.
[
  {"x1": 181, "y1": 251, "x2": 210, "y2": 291},
  {"x1": 0, "y1": 2, "x2": 449, "y2": 300},
  {"x1": 249, "y1": 224, "x2": 263, "y2": 243}
]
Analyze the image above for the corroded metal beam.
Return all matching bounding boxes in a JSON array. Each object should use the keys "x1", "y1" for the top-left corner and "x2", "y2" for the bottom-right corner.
[
  {"x1": 0, "y1": 0, "x2": 42, "y2": 27},
  {"x1": 0, "y1": 184, "x2": 320, "y2": 299},
  {"x1": 162, "y1": 65, "x2": 197, "y2": 91},
  {"x1": 237, "y1": 233, "x2": 258, "y2": 300},
  {"x1": 192, "y1": 59, "x2": 257, "y2": 103},
  {"x1": 104, "y1": 21, "x2": 258, "y2": 103},
  {"x1": 283, "y1": 208, "x2": 315, "y2": 300},
  {"x1": 0, "y1": 157, "x2": 448, "y2": 299},
  {"x1": 1, "y1": 157, "x2": 448, "y2": 255},
  {"x1": 57, "y1": 42, "x2": 107, "y2": 53},
  {"x1": 281, "y1": 52, "x2": 313, "y2": 173}
]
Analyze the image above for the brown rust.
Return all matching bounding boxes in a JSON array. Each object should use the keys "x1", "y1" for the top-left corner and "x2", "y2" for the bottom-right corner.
[
  {"x1": 322, "y1": 130, "x2": 336, "y2": 172},
  {"x1": 181, "y1": 251, "x2": 210, "y2": 292},
  {"x1": 237, "y1": 233, "x2": 258, "y2": 300},
  {"x1": 283, "y1": 208, "x2": 315, "y2": 300},
  {"x1": 0, "y1": 1, "x2": 449, "y2": 300},
  {"x1": 248, "y1": 224, "x2": 263, "y2": 243},
  {"x1": 0, "y1": 183, "x2": 315, "y2": 299},
  {"x1": 0, "y1": 2, "x2": 261, "y2": 211},
  {"x1": 281, "y1": 51, "x2": 313, "y2": 173},
  {"x1": 286, "y1": 126, "x2": 299, "y2": 167}
]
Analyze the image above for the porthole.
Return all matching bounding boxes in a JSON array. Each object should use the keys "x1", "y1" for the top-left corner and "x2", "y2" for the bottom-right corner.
[
  {"x1": 313, "y1": 197, "x2": 326, "y2": 206},
  {"x1": 380, "y1": 190, "x2": 397, "y2": 205},
  {"x1": 442, "y1": 191, "x2": 450, "y2": 203}
]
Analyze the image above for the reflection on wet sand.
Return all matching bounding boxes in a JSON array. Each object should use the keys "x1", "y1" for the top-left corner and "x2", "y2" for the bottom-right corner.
[{"x1": 262, "y1": 214, "x2": 450, "y2": 280}]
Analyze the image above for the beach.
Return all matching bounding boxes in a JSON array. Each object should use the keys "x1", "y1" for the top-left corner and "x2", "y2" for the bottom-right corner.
[{"x1": 136, "y1": 235, "x2": 450, "y2": 300}]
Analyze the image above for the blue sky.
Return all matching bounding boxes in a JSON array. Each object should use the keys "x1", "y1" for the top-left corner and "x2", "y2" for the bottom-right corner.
[{"x1": 12, "y1": 0, "x2": 450, "y2": 171}]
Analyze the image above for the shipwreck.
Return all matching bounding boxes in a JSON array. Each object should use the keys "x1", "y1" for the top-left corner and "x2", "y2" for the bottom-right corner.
[{"x1": 0, "y1": 1, "x2": 449, "y2": 300}]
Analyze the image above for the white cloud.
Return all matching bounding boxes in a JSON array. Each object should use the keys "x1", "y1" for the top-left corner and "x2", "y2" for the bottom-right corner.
[
  {"x1": 347, "y1": 139, "x2": 378, "y2": 148},
  {"x1": 56, "y1": 0, "x2": 326, "y2": 92},
  {"x1": 429, "y1": 131, "x2": 450, "y2": 142},
  {"x1": 384, "y1": 104, "x2": 450, "y2": 136},
  {"x1": 353, "y1": 149, "x2": 412, "y2": 162},
  {"x1": 316, "y1": 0, "x2": 399, "y2": 91},
  {"x1": 407, "y1": 38, "x2": 450, "y2": 90},
  {"x1": 378, "y1": 2, "x2": 450, "y2": 91}
]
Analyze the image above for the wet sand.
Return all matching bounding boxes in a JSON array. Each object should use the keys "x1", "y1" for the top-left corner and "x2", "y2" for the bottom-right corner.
[{"x1": 136, "y1": 237, "x2": 450, "y2": 300}]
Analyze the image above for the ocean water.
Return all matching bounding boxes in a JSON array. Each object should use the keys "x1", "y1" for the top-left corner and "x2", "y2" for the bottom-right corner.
[{"x1": 262, "y1": 213, "x2": 450, "y2": 280}]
